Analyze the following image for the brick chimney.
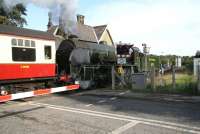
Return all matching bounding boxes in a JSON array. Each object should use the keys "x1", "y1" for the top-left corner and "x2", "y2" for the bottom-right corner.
[{"x1": 77, "y1": 14, "x2": 85, "y2": 25}]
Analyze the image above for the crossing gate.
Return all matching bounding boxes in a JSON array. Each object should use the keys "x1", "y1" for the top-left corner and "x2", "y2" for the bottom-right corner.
[{"x1": 0, "y1": 84, "x2": 80, "y2": 103}]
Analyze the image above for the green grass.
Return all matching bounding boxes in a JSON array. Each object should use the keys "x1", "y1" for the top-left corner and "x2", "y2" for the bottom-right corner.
[{"x1": 153, "y1": 73, "x2": 198, "y2": 95}]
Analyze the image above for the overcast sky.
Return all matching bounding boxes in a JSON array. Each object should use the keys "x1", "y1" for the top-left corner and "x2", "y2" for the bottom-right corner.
[{"x1": 24, "y1": 0, "x2": 200, "y2": 56}]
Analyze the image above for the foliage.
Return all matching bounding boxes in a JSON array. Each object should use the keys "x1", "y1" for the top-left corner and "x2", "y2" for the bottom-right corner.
[
  {"x1": 195, "y1": 50, "x2": 200, "y2": 58},
  {"x1": 182, "y1": 56, "x2": 193, "y2": 73},
  {"x1": 149, "y1": 54, "x2": 193, "y2": 73},
  {"x1": 0, "y1": 0, "x2": 27, "y2": 27},
  {"x1": 149, "y1": 55, "x2": 160, "y2": 68},
  {"x1": 148, "y1": 54, "x2": 176, "y2": 68}
]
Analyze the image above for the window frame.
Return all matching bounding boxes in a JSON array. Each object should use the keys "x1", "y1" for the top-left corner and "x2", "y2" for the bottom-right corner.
[
  {"x1": 44, "y1": 45, "x2": 52, "y2": 60},
  {"x1": 17, "y1": 39, "x2": 23, "y2": 46},
  {"x1": 31, "y1": 41, "x2": 36, "y2": 47},
  {"x1": 25, "y1": 40, "x2": 30, "y2": 47},
  {"x1": 11, "y1": 38, "x2": 17, "y2": 46}
]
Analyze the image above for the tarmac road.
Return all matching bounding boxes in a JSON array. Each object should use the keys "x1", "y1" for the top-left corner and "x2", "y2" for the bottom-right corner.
[{"x1": 0, "y1": 89, "x2": 200, "y2": 134}]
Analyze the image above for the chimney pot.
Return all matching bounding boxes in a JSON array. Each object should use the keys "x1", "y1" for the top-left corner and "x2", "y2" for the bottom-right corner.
[
  {"x1": 77, "y1": 14, "x2": 85, "y2": 25},
  {"x1": 47, "y1": 12, "x2": 53, "y2": 30}
]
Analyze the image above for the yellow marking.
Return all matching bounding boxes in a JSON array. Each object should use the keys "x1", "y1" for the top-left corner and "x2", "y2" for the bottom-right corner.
[{"x1": 20, "y1": 65, "x2": 30, "y2": 69}]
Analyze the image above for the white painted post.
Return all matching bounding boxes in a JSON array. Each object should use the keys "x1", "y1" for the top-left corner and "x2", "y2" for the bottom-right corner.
[{"x1": 145, "y1": 54, "x2": 148, "y2": 72}]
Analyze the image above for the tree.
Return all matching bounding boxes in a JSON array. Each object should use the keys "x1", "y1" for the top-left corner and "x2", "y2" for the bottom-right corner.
[
  {"x1": 195, "y1": 50, "x2": 200, "y2": 58},
  {"x1": 182, "y1": 56, "x2": 193, "y2": 73},
  {"x1": 0, "y1": 0, "x2": 27, "y2": 27}
]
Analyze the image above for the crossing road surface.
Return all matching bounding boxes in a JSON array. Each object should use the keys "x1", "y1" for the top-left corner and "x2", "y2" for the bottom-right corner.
[{"x1": 0, "y1": 89, "x2": 200, "y2": 134}]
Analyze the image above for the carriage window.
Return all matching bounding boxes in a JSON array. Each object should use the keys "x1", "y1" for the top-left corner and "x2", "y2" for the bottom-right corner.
[
  {"x1": 44, "y1": 46, "x2": 52, "y2": 60},
  {"x1": 11, "y1": 39, "x2": 17, "y2": 46},
  {"x1": 12, "y1": 47, "x2": 36, "y2": 62},
  {"x1": 18, "y1": 39, "x2": 23, "y2": 46},
  {"x1": 31, "y1": 41, "x2": 35, "y2": 47},
  {"x1": 25, "y1": 40, "x2": 30, "y2": 47}
]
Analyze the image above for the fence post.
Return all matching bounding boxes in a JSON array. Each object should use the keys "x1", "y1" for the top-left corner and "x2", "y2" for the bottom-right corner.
[
  {"x1": 131, "y1": 66, "x2": 134, "y2": 90},
  {"x1": 172, "y1": 65, "x2": 176, "y2": 90},
  {"x1": 83, "y1": 66, "x2": 86, "y2": 80},
  {"x1": 151, "y1": 65, "x2": 155, "y2": 91},
  {"x1": 198, "y1": 65, "x2": 200, "y2": 94},
  {"x1": 111, "y1": 65, "x2": 115, "y2": 90}
]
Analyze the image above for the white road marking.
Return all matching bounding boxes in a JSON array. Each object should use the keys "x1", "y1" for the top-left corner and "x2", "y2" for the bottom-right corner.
[
  {"x1": 110, "y1": 121, "x2": 140, "y2": 134},
  {"x1": 30, "y1": 103, "x2": 134, "y2": 122},
  {"x1": 119, "y1": 92, "x2": 125, "y2": 95},
  {"x1": 110, "y1": 97, "x2": 117, "y2": 101},
  {"x1": 85, "y1": 104, "x2": 93, "y2": 107},
  {"x1": 125, "y1": 91, "x2": 130, "y2": 93},
  {"x1": 143, "y1": 122, "x2": 200, "y2": 134},
  {"x1": 98, "y1": 100, "x2": 106, "y2": 103},
  {"x1": 30, "y1": 102, "x2": 200, "y2": 134}
]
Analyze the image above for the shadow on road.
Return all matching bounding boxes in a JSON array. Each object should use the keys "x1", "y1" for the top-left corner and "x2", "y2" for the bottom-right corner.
[
  {"x1": 0, "y1": 106, "x2": 45, "y2": 119},
  {"x1": 54, "y1": 89, "x2": 200, "y2": 124}
]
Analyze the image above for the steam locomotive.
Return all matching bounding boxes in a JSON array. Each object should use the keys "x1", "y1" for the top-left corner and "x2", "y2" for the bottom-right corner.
[
  {"x1": 57, "y1": 37, "x2": 116, "y2": 88},
  {"x1": 0, "y1": 24, "x2": 116, "y2": 95}
]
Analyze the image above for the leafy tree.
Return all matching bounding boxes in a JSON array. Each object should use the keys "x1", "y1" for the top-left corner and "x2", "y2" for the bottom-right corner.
[
  {"x1": 195, "y1": 50, "x2": 200, "y2": 58},
  {"x1": 182, "y1": 56, "x2": 193, "y2": 73},
  {"x1": 0, "y1": 0, "x2": 27, "y2": 27}
]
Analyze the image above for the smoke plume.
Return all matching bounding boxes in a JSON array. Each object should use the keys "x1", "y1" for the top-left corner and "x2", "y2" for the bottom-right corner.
[{"x1": 4, "y1": 0, "x2": 78, "y2": 32}]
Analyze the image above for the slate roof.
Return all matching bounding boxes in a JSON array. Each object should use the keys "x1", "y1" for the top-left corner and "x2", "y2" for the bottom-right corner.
[
  {"x1": 76, "y1": 23, "x2": 98, "y2": 43},
  {"x1": 0, "y1": 24, "x2": 55, "y2": 40},
  {"x1": 47, "y1": 24, "x2": 98, "y2": 43},
  {"x1": 93, "y1": 25, "x2": 107, "y2": 40},
  {"x1": 47, "y1": 26, "x2": 58, "y2": 35}
]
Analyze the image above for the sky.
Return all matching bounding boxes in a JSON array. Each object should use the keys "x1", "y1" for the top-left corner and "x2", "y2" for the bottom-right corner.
[{"x1": 24, "y1": 0, "x2": 200, "y2": 56}]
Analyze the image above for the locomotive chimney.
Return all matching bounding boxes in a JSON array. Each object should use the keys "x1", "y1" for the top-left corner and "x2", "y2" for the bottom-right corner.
[
  {"x1": 59, "y1": 16, "x2": 63, "y2": 29},
  {"x1": 47, "y1": 12, "x2": 53, "y2": 30},
  {"x1": 77, "y1": 14, "x2": 85, "y2": 25},
  {"x1": 57, "y1": 15, "x2": 67, "y2": 38}
]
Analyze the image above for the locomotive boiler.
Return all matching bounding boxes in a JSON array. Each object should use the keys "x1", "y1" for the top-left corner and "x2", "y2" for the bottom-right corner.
[{"x1": 56, "y1": 37, "x2": 116, "y2": 76}]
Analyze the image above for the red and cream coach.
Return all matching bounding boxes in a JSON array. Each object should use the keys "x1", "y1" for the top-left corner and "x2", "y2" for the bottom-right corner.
[{"x1": 0, "y1": 24, "x2": 79, "y2": 101}]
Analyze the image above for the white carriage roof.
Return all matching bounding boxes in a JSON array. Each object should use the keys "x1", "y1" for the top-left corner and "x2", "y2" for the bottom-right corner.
[{"x1": 0, "y1": 24, "x2": 55, "y2": 40}]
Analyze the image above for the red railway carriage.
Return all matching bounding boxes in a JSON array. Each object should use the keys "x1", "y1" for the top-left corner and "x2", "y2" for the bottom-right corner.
[{"x1": 0, "y1": 24, "x2": 57, "y2": 84}]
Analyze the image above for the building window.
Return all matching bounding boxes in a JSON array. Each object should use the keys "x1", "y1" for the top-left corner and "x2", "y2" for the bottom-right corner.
[
  {"x1": 18, "y1": 39, "x2": 23, "y2": 46},
  {"x1": 44, "y1": 46, "x2": 52, "y2": 60},
  {"x1": 11, "y1": 39, "x2": 17, "y2": 46},
  {"x1": 25, "y1": 40, "x2": 30, "y2": 47},
  {"x1": 31, "y1": 41, "x2": 36, "y2": 47}
]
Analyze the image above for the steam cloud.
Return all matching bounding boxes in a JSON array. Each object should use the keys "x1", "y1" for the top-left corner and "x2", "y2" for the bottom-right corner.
[{"x1": 4, "y1": 0, "x2": 78, "y2": 32}]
